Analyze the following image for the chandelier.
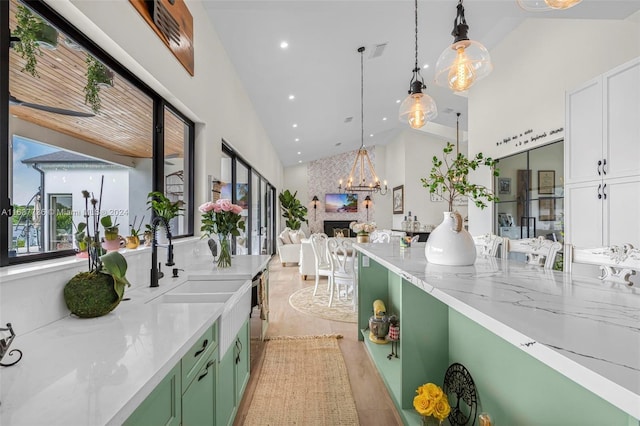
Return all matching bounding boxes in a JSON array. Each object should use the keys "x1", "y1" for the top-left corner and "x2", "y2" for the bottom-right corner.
[{"x1": 338, "y1": 46, "x2": 388, "y2": 195}]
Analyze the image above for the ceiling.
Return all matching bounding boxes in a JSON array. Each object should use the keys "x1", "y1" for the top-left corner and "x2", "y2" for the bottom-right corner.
[
  {"x1": 202, "y1": 0, "x2": 640, "y2": 167},
  {"x1": 8, "y1": 0, "x2": 185, "y2": 160}
]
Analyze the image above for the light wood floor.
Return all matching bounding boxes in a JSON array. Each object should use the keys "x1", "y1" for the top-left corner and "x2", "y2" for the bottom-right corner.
[{"x1": 234, "y1": 257, "x2": 403, "y2": 425}]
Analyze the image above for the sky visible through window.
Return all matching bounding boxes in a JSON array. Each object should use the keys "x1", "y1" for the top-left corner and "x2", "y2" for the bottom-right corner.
[{"x1": 12, "y1": 135, "x2": 57, "y2": 206}]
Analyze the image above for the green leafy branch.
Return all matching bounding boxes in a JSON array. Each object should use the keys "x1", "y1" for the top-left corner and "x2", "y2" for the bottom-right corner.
[{"x1": 421, "y1": 142, "x2": 500, "y2": 212}]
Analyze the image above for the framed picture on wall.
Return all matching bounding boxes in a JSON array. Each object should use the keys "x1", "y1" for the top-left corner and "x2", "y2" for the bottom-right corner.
[
  {"x1": 539, "y1": 197, "x2": 556, "y2": 221},
  {"x1": 393, "y1": 185, "x2": 404, "y2": 214},
  {"x1": 538, "y1": 170, "x2": 555, "y2": 194},
  {"x1": 498, "y1": 177, "x2": 511, "y2": 194}
]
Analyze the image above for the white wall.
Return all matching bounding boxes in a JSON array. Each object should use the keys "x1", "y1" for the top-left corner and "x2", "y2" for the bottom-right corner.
[{"x1": 468, "y1": 17, "x2": 640, "y2": 235}]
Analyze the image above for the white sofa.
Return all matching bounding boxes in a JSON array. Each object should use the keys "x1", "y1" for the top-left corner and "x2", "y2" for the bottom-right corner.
[{"x1": 276, "y1": 227, "x2": 306, "y2": 266}]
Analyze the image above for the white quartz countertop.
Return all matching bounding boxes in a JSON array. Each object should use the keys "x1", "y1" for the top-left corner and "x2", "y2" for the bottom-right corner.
[
  {"x1": 354, "y1": 243, "x2": 640, "y2": 420},
  {"x1": 0, "y1": 254, "x2": 271, "y2": 426}
]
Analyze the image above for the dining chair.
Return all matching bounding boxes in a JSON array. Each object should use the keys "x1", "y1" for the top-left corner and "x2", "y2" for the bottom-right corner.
[
  {"x1": 309, "y1": 233, "x2": 331, "y2": 296},
  {"x1": 473, "y1": 233, "x2": 504, "y2": 257},
  {"x1": 566, "y1": 243, "x2": 640, "y2": 286},
  {"x1": 326, "y1": 237, "x2": 357, "y2": 309},
  {"x1": 504, "y1": 236, "x2": 562, "y2": 269},
  {"x1": 370, "y1": 230, "x2": 391, "y2": 243}
]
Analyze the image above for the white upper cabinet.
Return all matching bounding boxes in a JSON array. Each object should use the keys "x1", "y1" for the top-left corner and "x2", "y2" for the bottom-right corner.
[
  {"x1": 565, "y1": 57, "x2": 640, "y2": 248},
  {"x1": 605, "y1": 58, "x2": 640, "y2": 180}
]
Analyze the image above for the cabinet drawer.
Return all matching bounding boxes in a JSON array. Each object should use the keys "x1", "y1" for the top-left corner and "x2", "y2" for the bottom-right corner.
[{"x1": 182, "y1": 322, "x2": 218, "y2": 389}]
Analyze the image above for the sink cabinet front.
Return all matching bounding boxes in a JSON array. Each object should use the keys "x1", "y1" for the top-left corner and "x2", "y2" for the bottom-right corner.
[{"x1": 216, "y1": 318, "x2": 250, "y2": 426}]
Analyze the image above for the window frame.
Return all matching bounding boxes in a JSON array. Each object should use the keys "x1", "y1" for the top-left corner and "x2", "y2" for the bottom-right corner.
[{"x1": 0, "y1": 0, "x2": 195, "y2": 266}]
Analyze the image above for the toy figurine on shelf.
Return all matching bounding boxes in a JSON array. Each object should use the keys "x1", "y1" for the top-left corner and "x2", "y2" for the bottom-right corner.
[
  {"x1": 369, "y1": 299, "x2": 390, "y2": 344},
  {"x1": 387, "y1": 314, "x2": 399, "y2": 360}
]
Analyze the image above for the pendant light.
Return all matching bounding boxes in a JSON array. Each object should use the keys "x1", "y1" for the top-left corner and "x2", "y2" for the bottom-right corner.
[
  {"x1": 338, "y1": 47, "x2": 388, "y2": 195},
  {"x1": 399, "y1": 0, "x2": 437, "y2": 129},
  {"x1": 517, "y1": 0, "x2": 582, "y2": 11},
  {"x1": 435, "y1": 0, "x2": 493, "y2": 93}
]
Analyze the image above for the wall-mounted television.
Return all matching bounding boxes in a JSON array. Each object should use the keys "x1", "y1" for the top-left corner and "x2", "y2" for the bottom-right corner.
[{"x1": 325, "y1": 193, "x2": 358, "y2": 213}]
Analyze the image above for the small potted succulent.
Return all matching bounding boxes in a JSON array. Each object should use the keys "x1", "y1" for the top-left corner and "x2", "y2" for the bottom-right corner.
[{"x1": 126, "y1": 215, "x2": 144, "y2": 249}]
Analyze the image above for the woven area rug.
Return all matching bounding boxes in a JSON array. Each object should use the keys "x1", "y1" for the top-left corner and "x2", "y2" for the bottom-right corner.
[
  {"x1": 243, "y1": 335, "x2": 359, "y2": 426},
  {"x1": 288, "y1": 285, "x2": 357, "y2": 323}
]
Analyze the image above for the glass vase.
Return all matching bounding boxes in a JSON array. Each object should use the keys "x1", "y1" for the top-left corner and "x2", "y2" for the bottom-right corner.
[{"x1": 217, "y1": 233, "x2": 232, "y2": 268}]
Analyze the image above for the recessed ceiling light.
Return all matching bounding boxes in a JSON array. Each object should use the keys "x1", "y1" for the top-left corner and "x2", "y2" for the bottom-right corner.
[
  {"x1": 288, "y1": 94, "x2": 295, "y2": 100},
  {"x1": 423, "y1": 63, "x2": 429, "y2": 69},
  {"x1": 292, "y1": 123, "x2": 298, "y2": 128},
  {"x1": 395, "y1": 99, "x2": 401, "y2": 104},
  {"x1": 297, "y1": 151, "x2": 301, "y2": 155},
  {"x1": 369, "y1": 133, "x2": 374, "y2": 137},
  {"x1": 280, "y1": 41, "x2": 289, "y2": 49},
  {"x1": 298, "y1": 160, "x2": 302, "y2": 163},
  {"x1": 382, "y1": 117, "x2": 387, "y2": 121},
  {"x1": 295, "y1": 138, "x2": 300, "y2": 142}
]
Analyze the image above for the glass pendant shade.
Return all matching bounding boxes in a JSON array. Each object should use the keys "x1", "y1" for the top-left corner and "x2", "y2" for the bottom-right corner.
[
  {"x1": 517, "y1": 0, "x2": 582, "y2": 11},
  {"x1": 399, "y1": 92, "x2": 437, "y2": 129},
  {"x1": 435, "y1": 39, "x2": 493, "y2": 92}
]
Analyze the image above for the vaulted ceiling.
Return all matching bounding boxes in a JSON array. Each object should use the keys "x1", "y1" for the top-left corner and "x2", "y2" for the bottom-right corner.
[{"x1": 202, "y1": 1, "x2": 640, "y2": 166}]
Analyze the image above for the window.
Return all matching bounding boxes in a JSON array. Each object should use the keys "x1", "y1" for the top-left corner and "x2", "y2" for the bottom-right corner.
[
  {"x1": 494, "y1": 141, "x2": 564, "y2": 241},
  {"x1": 220, "y1": 143, "x2": 276, "y2": 256},
  {"x1": 1, "y1": 0, "x2": 194, "y2": 266}
]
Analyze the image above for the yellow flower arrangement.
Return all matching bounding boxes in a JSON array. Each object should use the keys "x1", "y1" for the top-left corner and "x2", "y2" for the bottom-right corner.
[{"x1": 413, "y1": 382, "x2": 451, "y2": 424}]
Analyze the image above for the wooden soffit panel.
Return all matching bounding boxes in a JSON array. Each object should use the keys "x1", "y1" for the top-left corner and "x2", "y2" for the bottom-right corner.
[{"x1": 129, "y1": 0, "x2": 194, "y2": 76}]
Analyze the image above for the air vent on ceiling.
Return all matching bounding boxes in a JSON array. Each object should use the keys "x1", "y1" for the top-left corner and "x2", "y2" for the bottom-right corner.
[
  {"x1": 442, "y1": 107, "x2": 455, "y2": 114},
  {"x1": 335, "y1": 142, "x2": 342, "y2": 146},
  {"x1": 344, "y1": 116, "x2": 353, "y2": 123},
  {"x1": 370, "y1": 43, "x2": 388, "y2": 59}
]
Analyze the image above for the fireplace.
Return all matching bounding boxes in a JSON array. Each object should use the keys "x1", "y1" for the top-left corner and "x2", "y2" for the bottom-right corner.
[{"x1": 323, "y1": 220, "x2": 354, "y2": 237}]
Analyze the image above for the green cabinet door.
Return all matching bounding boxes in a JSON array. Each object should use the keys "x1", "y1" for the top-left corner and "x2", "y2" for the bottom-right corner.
[
  {"x1": 235, "y1": 319, "x2": 250, "y2": 402},
  {"x1": 182, "y1": 352, "x2": 217, "y2": 426},
  {"x1": 216, "y1": 343, "x2": 236, "y2": 426},
  {"x1": 123, "y1": 362, "x2": 182, "y2": 426}
]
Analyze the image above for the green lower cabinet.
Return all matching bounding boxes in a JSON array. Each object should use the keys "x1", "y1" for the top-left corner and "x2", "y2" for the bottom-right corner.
[
  {"x1": 216, "y1": 318, "x2": 251, "y2": 426},
  {"x1": 182, "y1": 351, "x2": 217, "y2": 426},
  {"x1": 235, "y1": 319, "x2": 250, "y2": 403},
  {"x1": 123, "y1": 362, "x2": 182, "y2": 426},
  {"x1": 216, "y1": 342, "x2": 236, "y2": 426},
  {"x1": 124, "y1": 324, "x2": 218, "y2": 426}
]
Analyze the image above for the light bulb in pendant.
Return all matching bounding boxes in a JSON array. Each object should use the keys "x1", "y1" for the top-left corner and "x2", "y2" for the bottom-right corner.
[
  {"x1": 448, "y1": 46, "x2": 475, "y2": 92},
  {"x1": 544, "y1": 0, "x2": 581, "y2": 9},
  {"x1": 408, "y1": 94, "x2": 426, "y2": 129}
]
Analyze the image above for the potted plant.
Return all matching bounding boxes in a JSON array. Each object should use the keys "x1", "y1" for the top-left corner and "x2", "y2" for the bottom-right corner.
[
  {"x1": 74, "y1": 221, "x2": 89, "y2": 258},
  {"x1": 147, "y1": 191, "x2": 184, "y2": 244},
  {"x1": 100, "y1": 215, "x2": 120, "y2": 251},
  {"x1": 278, "y1": 189, "x2": 308, "y2": 231},
  {"x1": 350, "y1": 221, "x2": 377, "y2": 243},
  {"x1": 126, "y1": 215, "x2": 144, "y2": 249},
  {"x1": 84, "y1": 54, "x2": 114, "y2": 114},
  {"x1": 64, "y1": 183, "x2": 131, "y2": 318},
  {"x1": 420, "y1": 141, "x2": 499, "y2": 266},
  {"x1": 11, "y1": 5, "x2": 59, "y2": 78}
]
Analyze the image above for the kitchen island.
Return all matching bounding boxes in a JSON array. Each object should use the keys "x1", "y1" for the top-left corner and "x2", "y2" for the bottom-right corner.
[
  {"x1": 354, "y1": 242, "x2": 639, "y2": 425},
  {"x1": 0, "y1": 254, "x2": 270, "y2": 426}
]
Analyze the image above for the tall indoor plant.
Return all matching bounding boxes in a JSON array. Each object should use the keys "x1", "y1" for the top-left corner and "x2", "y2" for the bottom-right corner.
[
  {"x1": 279, "y1": 189, "x2": 308, "y2": 231},
  {"x1": 421, "y1": 142, "x2": 499, "y2": 266}
]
